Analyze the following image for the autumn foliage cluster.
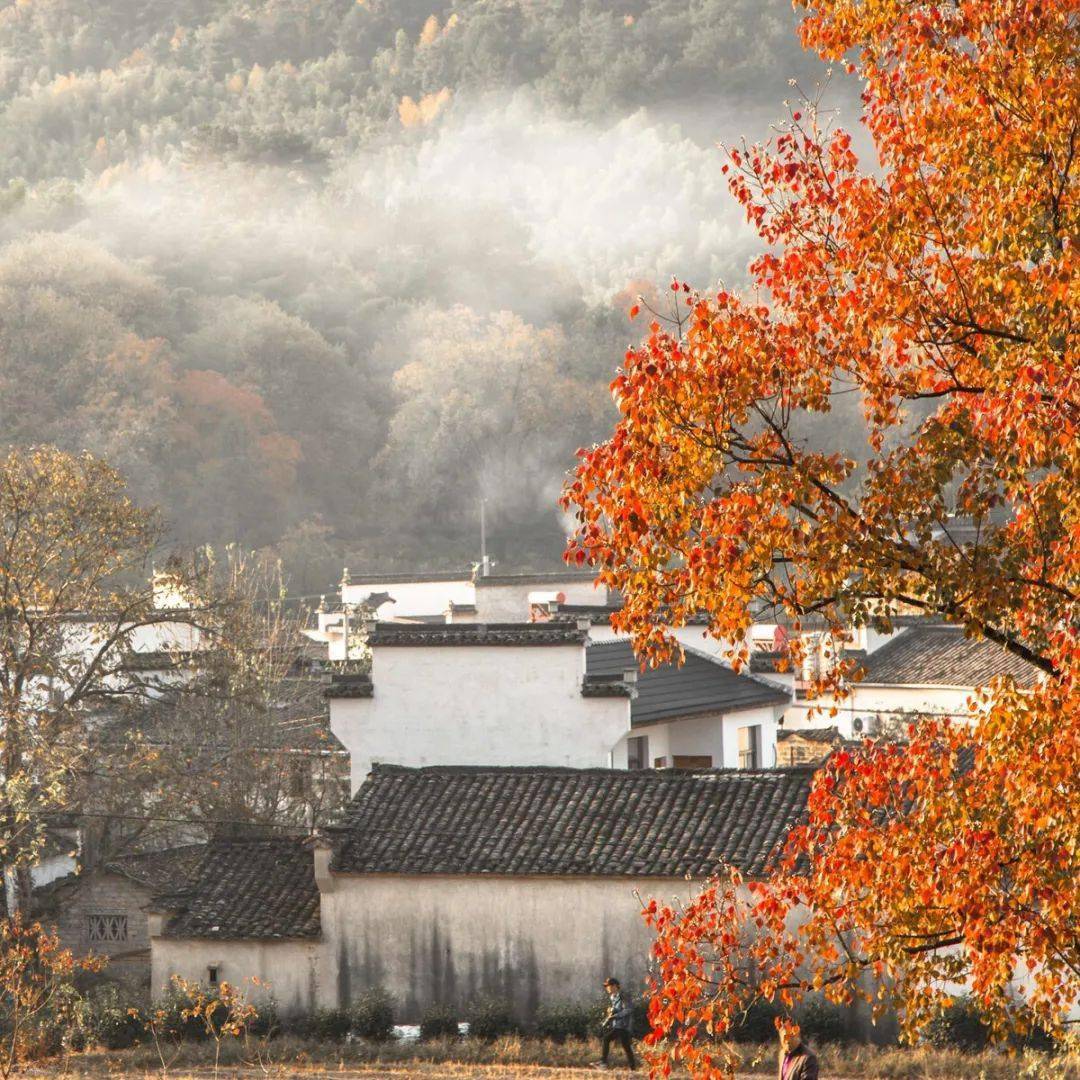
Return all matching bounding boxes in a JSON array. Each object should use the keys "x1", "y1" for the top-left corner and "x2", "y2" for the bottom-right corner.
[{"x1": 564, "y1": 0, "x2": 1078, "y2": 1074}]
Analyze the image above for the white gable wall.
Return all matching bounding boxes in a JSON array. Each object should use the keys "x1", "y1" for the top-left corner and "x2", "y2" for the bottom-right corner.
[
  {"x1": 613, "y1": 703, "x2": 781, "y2": 771},
  {"x1": 330, "y1": 643, "x2": 629, "y2": 792},
  {"x1": 474, "y1": 579, "x2": 606, "y2": 622},
  {"x1": 342, "y1": 579, "x2": 475, "y2": 620}
]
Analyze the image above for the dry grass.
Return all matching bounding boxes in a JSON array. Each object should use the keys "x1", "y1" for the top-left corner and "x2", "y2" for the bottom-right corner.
[{"x1": 25, "y1": 1036, "x2": 1080, "y2": 1079}]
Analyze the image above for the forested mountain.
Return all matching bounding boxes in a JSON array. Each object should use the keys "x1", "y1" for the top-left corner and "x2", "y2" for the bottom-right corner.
[{"x1": 0, "y1": 0, "x2": 836, "y2": 589}]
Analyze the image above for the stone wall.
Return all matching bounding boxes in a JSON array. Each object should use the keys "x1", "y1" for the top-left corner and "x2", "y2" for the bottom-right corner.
[{"x1": 37, "y1": 872, "x2": 156, "y2": 987}]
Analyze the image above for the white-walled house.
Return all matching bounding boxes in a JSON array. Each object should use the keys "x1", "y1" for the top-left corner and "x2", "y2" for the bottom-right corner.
[
  {"x1": 307, "y1": 568, "x2": 611, "y2": 658},
  {"x1": 473, "y1": 570, "x2": 609, "y2": 622},
  {"x1": 587, "y1": 640, "x2": 789, "y2": 770},
  {"x1": 325, "y1": 622, "x2": 631, "y2": 791},
  {"x1": 149, "y1": 764, "x2": 815, "y2": 1020},
  {"x1": 773, "y1": 623, "x2": 1040, "y2": 738},
  {"x1": 324, "y1": 622, "x2": 793, "y2": 792},
  {"x1": 341, "y1": 571, "x2": 475, "y2": 621}
]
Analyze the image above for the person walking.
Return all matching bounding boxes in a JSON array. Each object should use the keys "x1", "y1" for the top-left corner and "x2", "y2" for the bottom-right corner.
[
  {"x1": 778, "y1": 1020, "x2": 819, "y2": 1080},
  {"x1": 595, "y1": 976, "x2": 637, "y2": 1070}
]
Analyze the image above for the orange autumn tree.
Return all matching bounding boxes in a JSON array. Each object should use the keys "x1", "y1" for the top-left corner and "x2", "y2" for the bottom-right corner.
[{"x1": 563, "y1": 0, "x2": 1078, "y2": 1073}]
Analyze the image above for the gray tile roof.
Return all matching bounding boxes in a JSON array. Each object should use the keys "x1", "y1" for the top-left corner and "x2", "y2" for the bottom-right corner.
[
  {"x1": 474, "y1": 570, "x2": 599, "y2": 586},
  {"x1": 324, "y1": 673, "x2": 374, "y2": 699},
  {"x1": 344, "y1": 570, "x2": 472, "y2": 584},
  {"x1": 332, "y1": 764, "x2": 814, "y2": 879},
  {"x1": 586, "y1": 640, "x2": 790, "y2": 727},
  {"x1": 368, "y1": 622, "x2": 588, "y2": 647},
  {"x1": 858, "y1": 626, "x2": 1040, "y2": 688},
  {"x1": 160, "y1": 838, "x2": 320, "y2": 940},
  {"x1": 106, "y1": 844, "x2": 207, "y2": 893}
]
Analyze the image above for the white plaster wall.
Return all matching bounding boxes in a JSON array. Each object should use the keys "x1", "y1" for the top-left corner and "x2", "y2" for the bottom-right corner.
[
  {"x1": 665, "y1": 714, "x2": 725, "y2": 766},
  {"x1": 721, "y1": 705, "x2": 779, "y2": 768},
  {"x1": 342, "y1": 580, "x2": 475, "y2": 620},
  {"x1": 317, "y1": 874, "x2": 688, "y2": 1018},
  {"x1": 330, "y1": 643, "x2": 630, "y2": 791},
  {"x1": 669, "y1": 626, "x2": 737, "y2": 662},
  {"x1": 614, "y1": 705, "x2": 779, "y2": 771},
  {"x1": 151, "y1": 939, "x2": 321, "y2": 1016},
  {"x1": 786, "y1": 685, "x2": 976, "y2": 738},
  {"x1": 475, "y1": 579, "x2": 606, "y2": 622}
]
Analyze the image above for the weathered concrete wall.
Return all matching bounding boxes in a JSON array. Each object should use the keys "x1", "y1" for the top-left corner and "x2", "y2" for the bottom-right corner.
[
  {"x1": 151, "y1": 939, "x2": 321, "y2": 1016},
  {"x1": 331, "y1": 642, "x2": 629, "y2": 791},
  {"x1": 317, "y1": 875, "x2": 687, "y2": 1019}
]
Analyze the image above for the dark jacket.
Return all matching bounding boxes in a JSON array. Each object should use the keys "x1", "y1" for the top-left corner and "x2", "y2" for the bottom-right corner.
[{"x1": 778, "y1": 1043, "x2": 819, "y2": 1080}]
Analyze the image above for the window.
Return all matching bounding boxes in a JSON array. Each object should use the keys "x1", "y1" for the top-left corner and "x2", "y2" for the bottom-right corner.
[
  {"x1": 87, "y1": 914, "x2": 128, "y2": 944},
  {"x1": 207, "y1": 965, "x2": 220, "y2": 986},
  {"x1": 626, "y1": 736, "x2": 648, "y2": 771},
  {"x1": 738, "y1": 725, "x2": 762, "y2": 769}
]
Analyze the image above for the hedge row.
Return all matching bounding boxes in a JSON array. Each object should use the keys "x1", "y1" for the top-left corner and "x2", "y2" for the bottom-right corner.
[{"x1": 66, "y1": 986, "x2": 1065, "y2": 1054}]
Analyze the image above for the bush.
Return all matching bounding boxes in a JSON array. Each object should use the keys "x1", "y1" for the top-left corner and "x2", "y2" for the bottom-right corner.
[
  {"x1": 466, "y1": 998, "x2": 520, "y2": 1040},
  {"x1": 350, "y1": 988, "x2": 394, "y2": 1041},
  {"x1": 535, "y1": 1001, "x2": 604, "y2": 1041},
  {"x1": 285, "y1": 1007, "x2": 351, "y2": 1040},
  {"x1": 925, "y1": 997, "x2": 992, "y2": 1052},
  {"x1": 245, "y1": 998, "x2": 278, "y2": 1038},
  {"x1": 729, "y1": 999, "x2": 781, "y2": 1043},
  {"x1": 797, "y1": 997, "x2": 848, "y2": 1045},
  {"x1": 157, "y1": 982, "x2": 211, "y2": 1041},
  {"x1": 419, "y1": 1004, "x2": 460, "y2": 1040},
  {"x1": 630, "y1": 998, "x2": 651, "y2": 1038},
  {"x1": 86, "y1": 985, "x2": 144, "y2": 1049}
]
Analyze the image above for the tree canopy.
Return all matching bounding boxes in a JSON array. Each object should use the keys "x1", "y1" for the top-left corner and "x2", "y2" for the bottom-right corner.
[{"x1": 564, "y1": 0, "x2": 1078, "y2": 1070}]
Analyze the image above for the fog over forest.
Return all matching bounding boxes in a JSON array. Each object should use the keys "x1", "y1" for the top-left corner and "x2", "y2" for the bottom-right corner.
[{"x1": 0, "y1": 0, "x2": 859, "y2": 591}]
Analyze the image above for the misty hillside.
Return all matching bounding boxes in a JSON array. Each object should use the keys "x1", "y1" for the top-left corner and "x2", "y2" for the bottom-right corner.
[{"x1": 0, "y1": 0, "x2": 836, "y2": 589}]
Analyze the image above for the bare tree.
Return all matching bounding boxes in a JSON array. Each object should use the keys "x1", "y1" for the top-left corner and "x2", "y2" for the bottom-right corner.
[{"x1": 0, "y1": 446, "x2": 206, "y2": 911}]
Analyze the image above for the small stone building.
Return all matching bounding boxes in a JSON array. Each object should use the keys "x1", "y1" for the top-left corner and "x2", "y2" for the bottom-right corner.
[
  {"x1": 149, "y1": 839, "x2": 321, "y2": 1011},
  {"x1": 34, "y1": 845, "x2": 205, "y2": 987},
  {"x1": 150, "y1": 764, "x2": 814, "y2": 1019}
]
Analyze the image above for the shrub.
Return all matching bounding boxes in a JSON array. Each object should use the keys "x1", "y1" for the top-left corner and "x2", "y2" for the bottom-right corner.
[
  {"x1": 419, "y1": 1004, "x2": 459, "y2": 1040},
  {"x1": 466, "y1": 998, "x2": 519, "y2": 1040},
  {"x1": 925, "y1": 997, "x2": 992, "y2": 1052},
  {"x1": 535, "y1": 1001, "x2": 603, "y2": 1041},
  {"x1": 245, "y1": 997, "x2": 278, "y2": 1038},
  {"x1": 86, "y1": 985, "x2": 145, "y2": 1049},
  {"x1": 630, "y1": 998, "x2": 651, "y2": 1038},
  {"x1": 0, "y1": 916, "x2": 103, "y2": 1069},
  {"x1": 1014, "y1": 1022, "x2": 1060, "y2": 1054},
  {"x1": 158, "y1": 981, "x2": 211, "y2": 1040},
  {"x1": 285, "y1": 1007, "x2": 351, "y2": 1040},
  {"x1": 729, "y1": 999, "x2": 781, "y2": 1043},
  {"x1": 350, "y1": 988, "x2": 394, "y2": 1041},
  {"x1": 797, "y1": 997, "x2": 848, "y2": 1045}
]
